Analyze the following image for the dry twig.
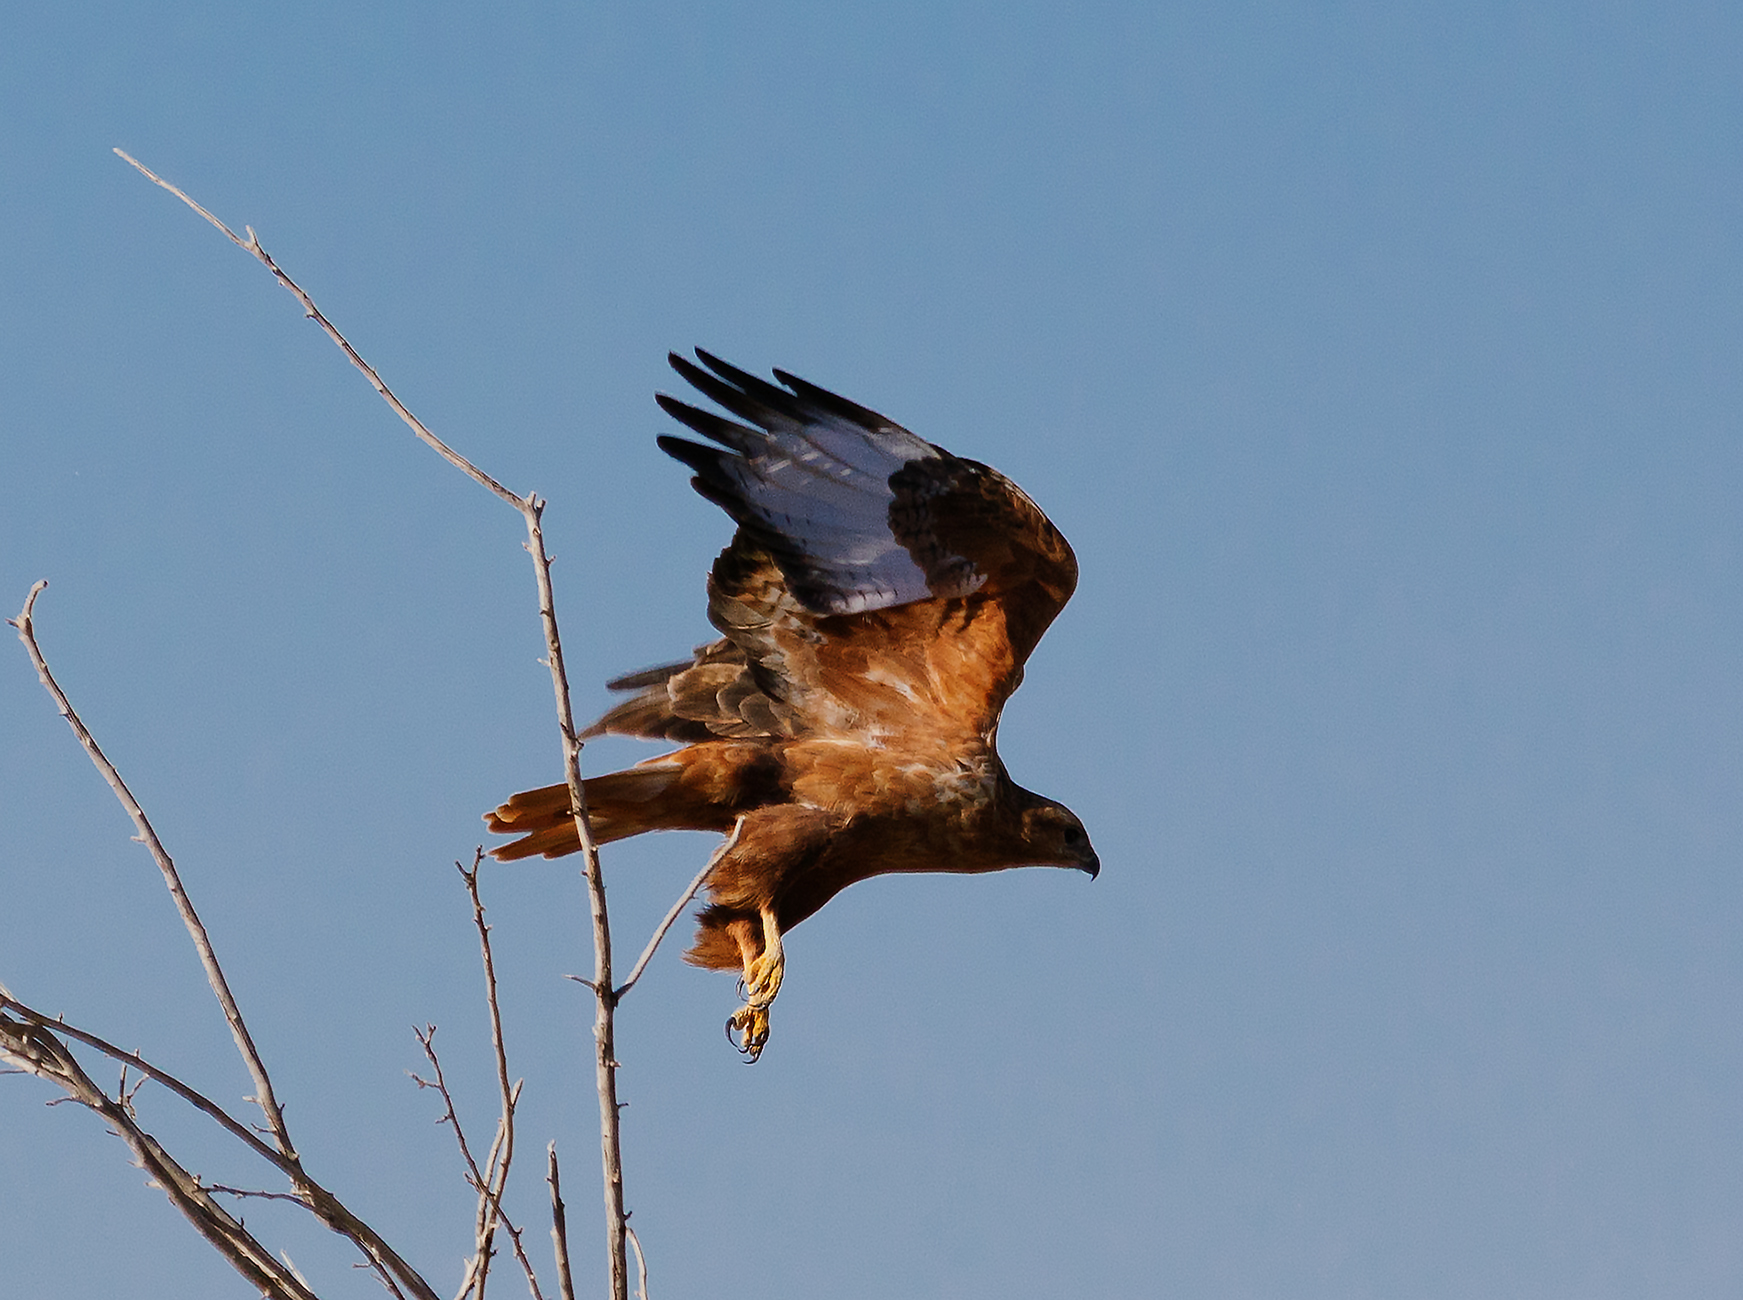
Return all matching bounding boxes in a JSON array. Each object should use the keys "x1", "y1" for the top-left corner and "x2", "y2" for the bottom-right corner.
[
  {"x1": 8, "y1": 589, "x2": 440, "y2": 1300},
  {"x1": 625, "y1": 1224, "x2": 651, "y2": 1300},
  {"x1": 462, "y1": 853, "x2": 523, "y2": 1298},
  {"x1": 547, "y1": 1146, "x2": 577, "y2": 1300},
  {"x1": 116, "y1": 148, "x2": 632, "y2": 1300},
  {"x1": 10, "y1": 580, "x2": 293, "y2": 1158},
  {"x1": 412, "y1": 1027, "x2": 545, "y2": 1300},
  {"x1": 0, "y1": 1008, "x2": 319, "y2": 1300},
  {"x1": 616, "y1": 819, "x2": 744, "y2": 1002},
  {"x1": 113, "y1": 150, "x2": 519, "y2": 509}
]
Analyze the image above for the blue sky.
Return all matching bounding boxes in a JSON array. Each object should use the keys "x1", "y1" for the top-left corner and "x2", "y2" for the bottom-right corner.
[{"x1": 3, "y1": 3, "x2": 1741, "y2": 1296}]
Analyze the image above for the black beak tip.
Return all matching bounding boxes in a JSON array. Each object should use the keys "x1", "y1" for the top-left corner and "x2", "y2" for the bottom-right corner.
[{"x1": 1080, "y1": 852, "x2": 1101, "y2": 880}]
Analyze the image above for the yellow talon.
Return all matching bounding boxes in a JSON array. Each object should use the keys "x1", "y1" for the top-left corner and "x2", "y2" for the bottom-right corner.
[
  {"x1": 727, "y1": 1003, "x2": 772, "y2": 1061},
  {"x1": 726, "y1": 906, "x2": 784, "y2": 1062}
]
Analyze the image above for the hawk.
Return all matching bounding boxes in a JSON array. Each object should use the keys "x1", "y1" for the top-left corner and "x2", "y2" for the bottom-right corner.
[{"x1": 487, "y1": 351, "x2": 1098, "y2": 1058}]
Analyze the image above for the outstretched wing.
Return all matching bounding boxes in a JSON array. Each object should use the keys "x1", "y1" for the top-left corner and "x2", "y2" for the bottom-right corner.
[{"x1": 595, "y1": 351, "x2": 1079, "y2": 742}]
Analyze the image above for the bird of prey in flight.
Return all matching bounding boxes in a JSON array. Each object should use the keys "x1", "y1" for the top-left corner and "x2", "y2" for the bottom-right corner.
[{"x1": 487, "y1": 351, "x2": 1097, "y2": 1059}]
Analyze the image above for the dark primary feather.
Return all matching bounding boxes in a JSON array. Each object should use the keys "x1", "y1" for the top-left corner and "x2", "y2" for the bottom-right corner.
[
  {"x1": 581, "y1": 352, "x2": 1082, "y2": 745},
  {"x1": 656, "y1": 351, "x2": 950, "y2": 616},
  {"x1": 659, "y1": 350, "x2": 1076, "y2": 630}
]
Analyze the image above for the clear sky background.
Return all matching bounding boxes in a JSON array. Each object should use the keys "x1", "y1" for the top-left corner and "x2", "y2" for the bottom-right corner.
[{"x1": 3, "y1": 4, "x2": 1740, "y2": 1297}]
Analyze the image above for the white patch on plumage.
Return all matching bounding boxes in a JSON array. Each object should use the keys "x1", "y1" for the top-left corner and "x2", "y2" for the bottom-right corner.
[{"x1": 860, "y1": 664, "x2": 924, "y2": 704}]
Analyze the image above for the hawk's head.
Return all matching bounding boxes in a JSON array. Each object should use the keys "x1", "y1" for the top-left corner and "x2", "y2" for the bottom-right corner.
[{"x1": 1018, "y1": 799, "x2": 1100, "y2": 878}]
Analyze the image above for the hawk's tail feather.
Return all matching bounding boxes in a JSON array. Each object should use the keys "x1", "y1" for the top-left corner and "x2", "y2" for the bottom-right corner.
[{"x1": 485, "y1": 762, "x2": 699, "y2": 860}]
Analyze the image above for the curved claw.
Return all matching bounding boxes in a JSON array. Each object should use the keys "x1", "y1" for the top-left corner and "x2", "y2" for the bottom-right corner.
[{"x1": 726, "y1": 1003, "x2": 771, "y2": 1062}]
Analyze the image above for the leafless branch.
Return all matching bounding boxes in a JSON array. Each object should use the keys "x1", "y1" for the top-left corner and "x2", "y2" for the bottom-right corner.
[
  {"x1": 209, "y1": 1184, "x2": 316, "y2": 1204},
  {"x1": 113, "y1": 149, "x2": 520, "y2": 510},
  {"x1": 414, "y1": 1027, "x2": 546, "y2": 1300},
  {"x1": 461, "y1": 853, "x2": 518, "y2": 1208},
  {"x1": 10, "y1": 580, "x2": 294, "y2": 1158},
  {"x1": 547, "y1": 1146, "x2": 576, "y2": 1300},
  {"x1": 624, "y1": 1224, "x2": 650, "y2": 1300},
  {"x1": 0, "y1": 1012, "x2": 317, "y2": 1300},
  {"x1": 462, "y1": 856, "x2": 553, "y2": 1300},
  {"x1": 117, "y1": 151, "x2": 632, "y2": 1300},
  {"x1": 521, "y1": 504, "x2": 631, "y2": 1300},
  {"x1": 3, "y1": 990, "x2": 430, "y2": 1300},
  {"x1": 459, "y1": 855, "x2": 512, "y2": 1297},
  {"x1": 0, "y1": 984, "x2": 282, "y2": 1167},
  {"x1": 8, "y1": 590, "x2": 440, "y2": 1300},
  {"x1": 616, "y1": 819, "x2": 743, "y2": 1002}
]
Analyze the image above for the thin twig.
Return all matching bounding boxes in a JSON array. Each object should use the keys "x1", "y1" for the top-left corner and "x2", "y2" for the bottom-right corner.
[
  {"x1": 459, "y1": 855, "x2": 517, "y2": 1296},
  {"x1": 0, "y1": 999, "x2": 420, "y2": 1300},
  {"x1": 464, "y1": 853, "x2": 519, "y2": 1199},
  {"x1": 10, "y1": 581, "x2": 293, "y2": 1159},
  {"x1": 414, "y1": 1028, "x2": 546, "y2": 1300},
  {"x1": 519, "y1": 505, "x2": 629, "y2": 1299},
  {"x1": 548, "y1": 1145, "x2": 576, "y2": 1300},
  {"x1": 0, "y1": 986, "x2": 281, "y2": 1167},
  {"x1": 624, "y1": 1224, "x2": 650, "y2": 1300},
  {"x1": 0, "y1": 1014, "x2": 317, "y2": 1300},
  {"x1": 616, "y1": 819, "x2": 743, "y2": 1002},
  {"x1": 209, "y1": 1185, "x2": 314, "y2": 1204},
  {"x1": 459, "y1": 855, "x2": 550, "y2": 1300},
  {"x1": 10, "y1": 587, "x2": 440, "y2": 1300},
  {"x1": 114, "y1": 149, "x2": 521, "y2": 509},
  {"x1": 119, "y1": 152, "x2": 629, "y2": 1300}
]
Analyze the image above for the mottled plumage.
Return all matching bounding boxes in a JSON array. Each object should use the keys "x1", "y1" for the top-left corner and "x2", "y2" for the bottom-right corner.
[{"x1": 487, "y1": 351, "x2": 1097, "y2": 1057}]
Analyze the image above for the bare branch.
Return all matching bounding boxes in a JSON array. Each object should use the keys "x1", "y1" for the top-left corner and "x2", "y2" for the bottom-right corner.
[
  {"x1": 0, "y1": 1012, "x2": 316, "y2": 1300},
  {"x1": 413, "y1": 1026, "x2": 491, "y2": 1197},
  {"x1": 616, "y1": 819, "x2": 743, "y2": 1002},
  {"x1": 117, "y1": 152, "x2": 631, "y2": 1300},
  {"x1": 416, "y1": 1028, "x2": 546, "y2": 1300},
  {"x1": 519, "y1": 507, "x2": 629, "y2": 1299},
  {"x1": 624, "y1": 1224, "x2": 650, "y2": 1300},
  {"x1": 114, "y1": 149, "x2": 521, "y2": 509},
  {"x1": 0, "y1": 985, "x2": 282, "y2": 1167},
  {"x1": 547, "y1": 1146, "x2": 576, "y2": 1300},
  {"x1": 461, "y1": 854, "x2": 518, "y2": 1219},
  {"x1": 9, "y1": 589, "x2": 440, "y2": 1300},
  {"x1": 10, "y1": 581, "x2": 294, "y2": 1158},
  {"x1": 0, "y1": 987, "x2": 425, "y2": 1300},
  {"x1": 209, "y1": 1184, "x2": 314, "y2": 1205}
]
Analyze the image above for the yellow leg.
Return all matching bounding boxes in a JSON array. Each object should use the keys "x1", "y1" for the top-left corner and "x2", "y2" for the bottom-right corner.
[{"x1": 726, "y1": 906, "x2": 785, "y2": 1062}]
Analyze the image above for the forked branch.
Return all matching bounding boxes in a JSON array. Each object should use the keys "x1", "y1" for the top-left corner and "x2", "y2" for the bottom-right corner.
[
  {"x1": 10, "y1": 580, "x2": 293, "y2": 1159},
  {"x1": 114, "y1": 151, "x2": 629, "y2": 1299},
  {"x1": 7, "y1": 592, "x2": 441, "y2": 1300},
  {"x1": 1, "y1": 1005, "x2": 323, "y2": 1300}
]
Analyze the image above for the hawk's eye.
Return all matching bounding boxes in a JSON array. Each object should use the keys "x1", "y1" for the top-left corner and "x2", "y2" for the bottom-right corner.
[{"x1": 1063, "y1": 825, "x2": 1085, "y2": 847}]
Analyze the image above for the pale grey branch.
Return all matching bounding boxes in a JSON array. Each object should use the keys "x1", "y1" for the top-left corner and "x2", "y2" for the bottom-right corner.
[
  {"x1": 625, "y1": 1224, "x2": 650, "y2": 1300},
  {"x1": 10, "y1": 581, "x2": 294, "y2": 1158},
  {"x1": 616, "y1": 819, "x2": 743, "y2": 1003},
  {"x1": 8, "y1": 587, "x2": 439, "y2": 1300},
  {"x1": 115, "y1": 150, "x2": 632, "y2": 1300},
  {"x1": 114, "y1": 149, "x2": 521, "y2": 509},
  {"x1": 0, "y1": 1010, "x2": 316, "y2": 1300},
  {"x1": 548, "y1": 1145, "x2": 577, "y2": 1300}
]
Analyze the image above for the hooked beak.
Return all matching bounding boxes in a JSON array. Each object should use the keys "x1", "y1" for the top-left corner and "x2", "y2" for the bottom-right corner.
[{"x1": 1078, "y1": 848, "x2": 1101, "y2": 880}]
